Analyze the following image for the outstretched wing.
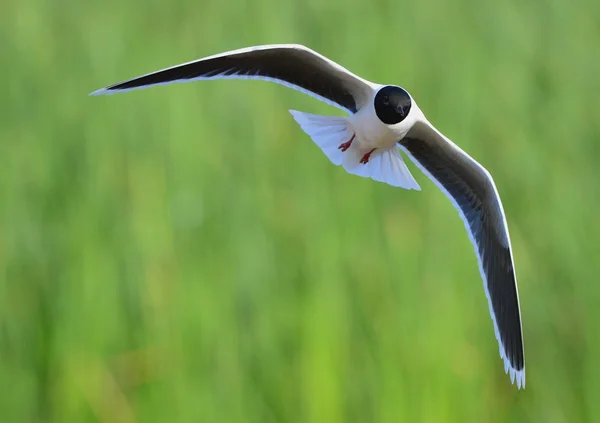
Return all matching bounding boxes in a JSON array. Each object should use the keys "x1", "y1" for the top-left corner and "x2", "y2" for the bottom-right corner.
[
  {"x1": 399, "y1": 119, "x2": 525, "y2": 389},
  {"x1": 90, "y1": 44, "x2": 375, "y2": 114}
]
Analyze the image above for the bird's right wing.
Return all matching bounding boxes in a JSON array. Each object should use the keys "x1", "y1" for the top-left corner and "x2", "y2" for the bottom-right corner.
[{"x1": 90, "y1": 44, "x2": 376, "y2": 114}]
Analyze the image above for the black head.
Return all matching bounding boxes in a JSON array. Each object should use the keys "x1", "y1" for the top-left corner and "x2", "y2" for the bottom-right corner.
[{"x1": 374, "y1": 85, "x2": 412, "y2": 125}]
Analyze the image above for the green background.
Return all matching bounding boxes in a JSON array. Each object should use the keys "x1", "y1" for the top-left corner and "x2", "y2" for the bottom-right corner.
[{"x1": 2, "y1": 0, "x2": 599, "y2": 421}]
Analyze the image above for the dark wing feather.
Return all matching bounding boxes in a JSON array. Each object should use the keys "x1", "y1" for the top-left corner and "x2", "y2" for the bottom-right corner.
[
  {"x1": 90, "y1": 44, "x2": 374, "y2": 113},
  {"x1": 400, "y1": 120, "x2": 525, "y2": 388}
]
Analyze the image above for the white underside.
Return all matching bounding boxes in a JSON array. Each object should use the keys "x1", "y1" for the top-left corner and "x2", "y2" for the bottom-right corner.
[
  {"x1": 398, "y1": 144, "x2": 525, "y2": 389},
  {"x1": 289, "y1": 110, "x2": 421, "y2": 190}
]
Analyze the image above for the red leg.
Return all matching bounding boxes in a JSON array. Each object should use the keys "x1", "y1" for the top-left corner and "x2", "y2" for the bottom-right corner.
[
  {"x1": 360, "y1": 148, "x2": 376, "y2": 164},
  {"x1": 338, "y1": 134, "x2": 355, "y2": 152}
]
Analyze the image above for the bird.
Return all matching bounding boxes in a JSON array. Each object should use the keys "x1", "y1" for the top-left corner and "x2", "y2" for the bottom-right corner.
[{"x1": 90, "y1": 44, "x2": 526, "y2": 389}]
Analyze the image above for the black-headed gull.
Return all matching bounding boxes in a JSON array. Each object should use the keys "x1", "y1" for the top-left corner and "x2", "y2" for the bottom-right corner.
[{"x1": 90, "y1": 44, "x2": 526, "y2": 389}]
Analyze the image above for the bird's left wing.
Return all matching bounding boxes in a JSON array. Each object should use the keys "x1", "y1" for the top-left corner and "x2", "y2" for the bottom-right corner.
[{"x1": 398, "y1": 119, "x2": 526, "y2": 389}]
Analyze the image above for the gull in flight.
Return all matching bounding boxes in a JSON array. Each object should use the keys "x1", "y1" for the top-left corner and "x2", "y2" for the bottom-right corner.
[{"x1": 90, "y1": 44, "x2": 526, "y2": 389}]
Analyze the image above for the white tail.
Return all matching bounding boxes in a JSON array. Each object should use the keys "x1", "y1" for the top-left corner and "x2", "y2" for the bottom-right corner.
[{"x1": 289, "y1": 110, "x2": 421, "y2": 190}]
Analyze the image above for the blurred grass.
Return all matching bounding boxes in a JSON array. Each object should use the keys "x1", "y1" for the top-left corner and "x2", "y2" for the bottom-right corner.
[{"x1": 1, "y1": 0, "x2": 600, "y2": 421}]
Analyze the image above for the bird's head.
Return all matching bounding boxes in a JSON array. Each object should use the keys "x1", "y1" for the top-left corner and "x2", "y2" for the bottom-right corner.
[{"x1": 374, "y1": 85, "x2": 412, "y2": 125}]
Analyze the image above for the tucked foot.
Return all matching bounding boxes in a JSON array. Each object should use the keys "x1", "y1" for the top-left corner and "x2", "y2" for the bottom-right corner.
[
  {"x1": 338, "y1": 134, "x2": 356, "y2": 152},
  {"x1": 359, "y1": 148, "x2": 376, "y2": 164}
]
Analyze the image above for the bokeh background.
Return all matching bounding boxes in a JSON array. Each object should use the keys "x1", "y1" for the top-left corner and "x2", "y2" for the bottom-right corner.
[{"x1": 2, "y1": 0, "x2": 600, "y2": 421}]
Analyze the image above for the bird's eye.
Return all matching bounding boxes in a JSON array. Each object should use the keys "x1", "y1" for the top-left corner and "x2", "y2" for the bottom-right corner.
[{"x1": 382, "y1": 96, "x2": 389, "y2": 105}]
